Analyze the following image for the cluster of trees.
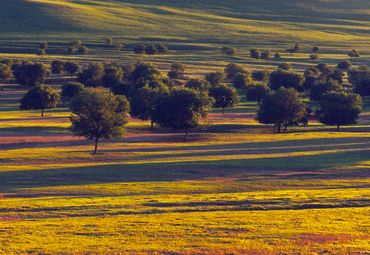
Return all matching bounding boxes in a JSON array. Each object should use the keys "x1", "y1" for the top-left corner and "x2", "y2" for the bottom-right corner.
[
  {"x1": 133, "y1": 44, "x2": 169, "y2": 55},
  {"x1": 2, "y1": 55, "x2": 368, "y2": 152}
]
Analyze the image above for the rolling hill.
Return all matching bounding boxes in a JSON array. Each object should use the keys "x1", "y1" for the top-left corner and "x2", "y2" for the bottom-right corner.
[{"x1": 1, "y1": 0, "x2": 370, "y2": 46}]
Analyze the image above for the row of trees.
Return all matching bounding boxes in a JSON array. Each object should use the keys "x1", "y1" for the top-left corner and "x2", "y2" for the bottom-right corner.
[{"x1": 12, "y1": 59, "x2": 368, "y2": 153}]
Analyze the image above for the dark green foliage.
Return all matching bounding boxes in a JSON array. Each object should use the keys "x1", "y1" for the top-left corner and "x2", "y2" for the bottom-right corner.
[
  {"x1": 209, "y1": 84, "x2": 239, "y2": 113},
  {"x1": 105, "y1": 37, "x2": 113, "y2": 45},
  {"x1": 14, "y1": 62, "x2": 49, "y2": 87},
  {"x1": 145, "y1": 45, "x2": 158, "y2": 55},
  {"x1": 246, "y1": 83, "x2": 271, "y2": 104},
  {"x1": 168, "y1": 62, "x2": 185, "y2": 79},
  {"x1": 78, "y1": 46, "x2": 89, "y2": 55},
  {"x1": 329, "y1": 69, "x2": 345, "y2": 83},
  {"x1": 337, "y1": 60, "x2": 352, "y2": 71},
  {"x1": 130, "y1": 84, "x2": 169, "y2": 124},
  {"x1": 155, "y1": 44, "x2": 169, "y2": 54},
  {"x1": 131, "y1": 62, "x2": 161, "y2": 83},
  {"x1": 269, "y1": 69, "x2": 304, "y2": 91},
  {"x1": 37, "y1": 49, "x2": 46, "y2": 56},
  {"x1": 64, "y1": 61, "x2": 79, "y2": 76},
  {"x1": 312, "y1": 46, "x2": 320, "y2": 53},
  {"x1": 111, "y1": 82, "x2": 132, "y2": 97},
  {"x1": 309, "y1": 79, "x2": 343, "y2": 101},
  {"x1": 303, "y1": 67, "x2": 320, "y2": 91},
  {"x1": 252, "y1": 70, "x2": 269, "y2": 82},
  {"x1": 224, "y1": 63, "x2": 247, "y2": 80},
  {"x1": 260, "y1": 50, "x2": 271, "y2": 59},
  {"x1": 77, "y1": 63, "x2": 105, "y2": 87},
  {"x1": 67, "y1": 47, "x2": 76, "y2": 54},
  {"x1": 39, "y1": 42, "x2": 48, "y2": 50},
  {"x1": 51, "y1": 60, "x2": 65, "y2": 74},
  {"x1": 61, "y1": 82, "x2": 85, "y2": 102},
  {"x1": 71, "y1": 40, "x2": 82, "y2": 47},
  {"x1": 348, "y1": 49, "x2": 360, "y2": 58},
  {"x1": 310, "y1": 54, "x2": 319, "y2": 60},
  {"x1": 256, "y1": 88, "x2": 306, "y2": 133},
  {"x1": 205, "y1": 71, "x2": 224, "y2": 87},
  {"x1": 20, "y1": 85, "x2": 60, "y2": 117},
  {"x1": 0, "y1": 63, "x2": 12, "y2": 82},
  {"x1": 317, "y1": 91, "x2": 362, "y2": 131},
  {"x1": 222, "y1": 46, "x2": 237, "y2": 56},
  {"x1": 185, "y1": 78, "x2": 210, "y2": 92},
  {"x1": 353, "y1": 78, "x2": 370, "y2": 97},
  {"x1": 278, "y1": 63, "x2": 291, "y2": 70},
  {"x1": 70, "y1": 87, "x2": 130, "y2": 153},
  {"x1": 274, "y1": 53, "x2": 281, "y2": 59},
  {"x1": 102, "y1": 64, "x2": 124, "y2": 88},
  {"x1": 250, "y1": 49, "x2": 260, "y2": 59},
  {"x1": 152, "y1": 87, "x2": 213, "y2": 139},
  {"x1": 348, "y1": 66, "x2": 370, "y2": 85},
  {"x1": 133, "y1": 44, "x2": 145, "y2": 54},
  {"x1": 232, "y1": 73, "x2": 250, "y2": 89}
]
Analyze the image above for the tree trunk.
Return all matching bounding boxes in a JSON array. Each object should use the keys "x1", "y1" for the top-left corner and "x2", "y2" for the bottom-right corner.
[
  {"x1": 337, "y1": 125, "x2": 340, "y2": 132},
  {"x1": 41, "y1": 109, "x2": 44, "y2": 117},
  {"x1": 150, "y1": 120, "x2": 154, "y2": 129},
  {"x1": 276, "y1": 123, "x2": 281, "y2": 133},
  {"x1": 93, "y1": 137, "x2": 99, "y2": 154},
  {"x1": 185, "y1": 128, "x2": 189, "y2": 141}
]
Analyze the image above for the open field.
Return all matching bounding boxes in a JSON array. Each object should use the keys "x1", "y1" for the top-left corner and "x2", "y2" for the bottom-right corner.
[{"x1": 1, "y1": 77, "x2": 370, "y2": 254}]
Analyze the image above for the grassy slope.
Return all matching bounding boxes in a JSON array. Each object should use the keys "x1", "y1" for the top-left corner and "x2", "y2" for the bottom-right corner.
[{"x1": 2, "y1": 0, "x2": 370, "y2": 45}]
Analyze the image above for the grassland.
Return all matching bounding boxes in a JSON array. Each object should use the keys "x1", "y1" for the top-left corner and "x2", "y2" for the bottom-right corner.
[{"x1": 1, "y1": 76, "x2": 370, "y2": 254}]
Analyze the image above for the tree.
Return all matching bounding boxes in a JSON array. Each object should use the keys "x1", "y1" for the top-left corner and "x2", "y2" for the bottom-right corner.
[
  {"x1": 168, "y1": 62, "x2": 186, "y2": 79},
  {"x1": 102, "y1": 64, "x2": 124, "y2": 88},
  {"x1": 37, "y1": 49, "x2": 46, "y2": 56},
  {"x1": 185, "y1": 78, "x2": 210, "y2": 92},
  {"x1": 353, "y1": 78, "x2": 370, "y2": 97},
  {"x1": 348, "y1": 49, "x2": 360, "y2": 58},
  {"x1": 130, "y1": 84, "x2": 169, "y2": 127},
  {"x1": 222, "y1": 46, "x2": 237, "y2": 56},
  {"x1": 246, "y1": 83, "x2": 271, "y2": 104},
  {"x1": 312, "y1": 46, "x2": 320, "y2": 53},
  {"x1": 250, "y1": 49, "x2": 260, "y2": 59},
  {"x1": 310, "y1": 54, "x2": 319, "y2": 60},
  {"x1": 71, "y1": 40, "x2": 82, "y2": 47},
  {"x1": 269, "y1": 69, "x2": 304, "y2": 91},
  {"x1": 20, "y1": 85, "x2": 60, "y2": 117},
  {"x1": 39, "y1": 42, "x2": 48, "y2": 50},
  {"x1": 252, "y1": 70, "x2": 269, "y2": 82},
  {"x1": 155, "y1": 44, "x2": 169, "y2": 54},
  {"x1": 77, "y1": 63, "x2": 105, "y2": 87},
  {"x1": 256, "y1": 88, "x2": 306, "y2": 133},
  {"x1": 51, "y1": 60, "x2": 65, "y2": 74},
  {"x1": 274, "y1": 53, "x2": 281, "y2": 59},
  {"x1": 152, "y1": 88, "x2": 213, "y2": 140},
  {"x1": 209, "y1": 84, "x2": 239, "y2": 114},
  {"x1": 0, "y1": 64, "x2": 12, "y2": 82},
  {"x1": 105, "y1": 37, "x2": 113, "y2": 45},
  {"x1": 70, "y1": 88, "x2": 130, "y2": 154},
  {"x1": 233, "y1": 73, "x2": 250, "y2": 89},
  {"x1": 133, "y1": 44, "x2": 145, "y2": 54},
  {"x1": 317, "y1": 91, "x2": 362, "y2": 131},
  {"x1": 61, "y1": 82, "x2": 85, "y2": 102},
  {"x1": 260, "y1": 50, "x2": 271, "y2": 59},
  {"x1": 14, "y1": 62, "x2": 49, "y2": 87},
  {"x1": 205, "y1": 72, "x2": 224, "y2": 87},
  {"x1": 337, "y1": 60, "x2": 352, "y2": 71},
  {"x1": 78, "y1": 46, "x2": 89, "y2": 55},
  {"x1": 224, "y1": 63, "x2": 248, "y2": 80},
  {"x1": 67, "y1": 47, "x2": 77, "y2": 55},
  {"x1": 131, "y1": 62, "x2": 161, "y2": 83},
  {"x1": 145, "y1": 45, "x2": 158, "y2": 55},
  {"x1": 64, "y1": 61, "x2": 79, "y2": 76},
  {"x1": 278, "y1": 63, "x2": 291, "y2": 70},
  {"x1": 309, "y1": 79, "x2": 343, "y2": 101}
]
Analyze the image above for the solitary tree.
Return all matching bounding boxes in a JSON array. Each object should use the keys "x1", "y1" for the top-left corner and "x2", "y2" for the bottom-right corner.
[
  {"x1": 51, "y1": 60, "x2": 65, "y2": 74},
  {"x1": 145, "y1": 45, "x2": 158, "y2": 55},
  {"x1": 224, "y1": 63, "x2": 248, "y2": 80},
  {"x1": 78, "y1": 46, "x2": 89, "y2": 55},
  {"x1": 78, "y1": 63, "x2": 105, "y2": 87},
  {"x1": 61, "y1": 82, "x2": 85, "y2": 102},
  {"x1": 250, "y1": 49, "x2": 260, "y2": 59},
  {"x1": 256, "y1": 88, "x2": 306, "y2": 133},
  {"x1": 70, "y1": 88, "x2": 130, "y2": 154},
  {"x1": 317, "y1": 91, "x2": 362, "y2": 131},
  {"x1": 205, "y1": 72, "x2": 224, "y2": 87},
  {"x1": 152, "y1": 88, "x2": 213, "y2": 140},
  {"x1": 222, "y1": 46, "x2": 237, "y2": 56},
  {"x1": 337, "y1": 60, "x2": 352, "y2": 71},
  {"x1": 209, "y1": 84, "x2": 239, "y2": 114},
  {"x1": 168, "y1": 62, "x2": 186, "y2": 79},
  {"x1": 155, "y1": 44, "x2": 169, "y2": 54},
  {"x1": 269, "y1": 69, "x2": 304, "y2": 91},
  {"x1": 64, "y1": 61, "x2": 79, "y2": 76},
  {"x1": 0, "y1": 64, "x2": 12, "y2": 82},
  {"x1": 14, "y1": 62, "x2": 49, "y2": 87},
  {"x1": 20, "y1": 85, "x2": 60, "y2": 117},
  {"x1": 133, "y1": 44, "x2": 145, "y2": 54},
  {"x1": 246, "y1": 83, "x2": 271, "y2": 104}
]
